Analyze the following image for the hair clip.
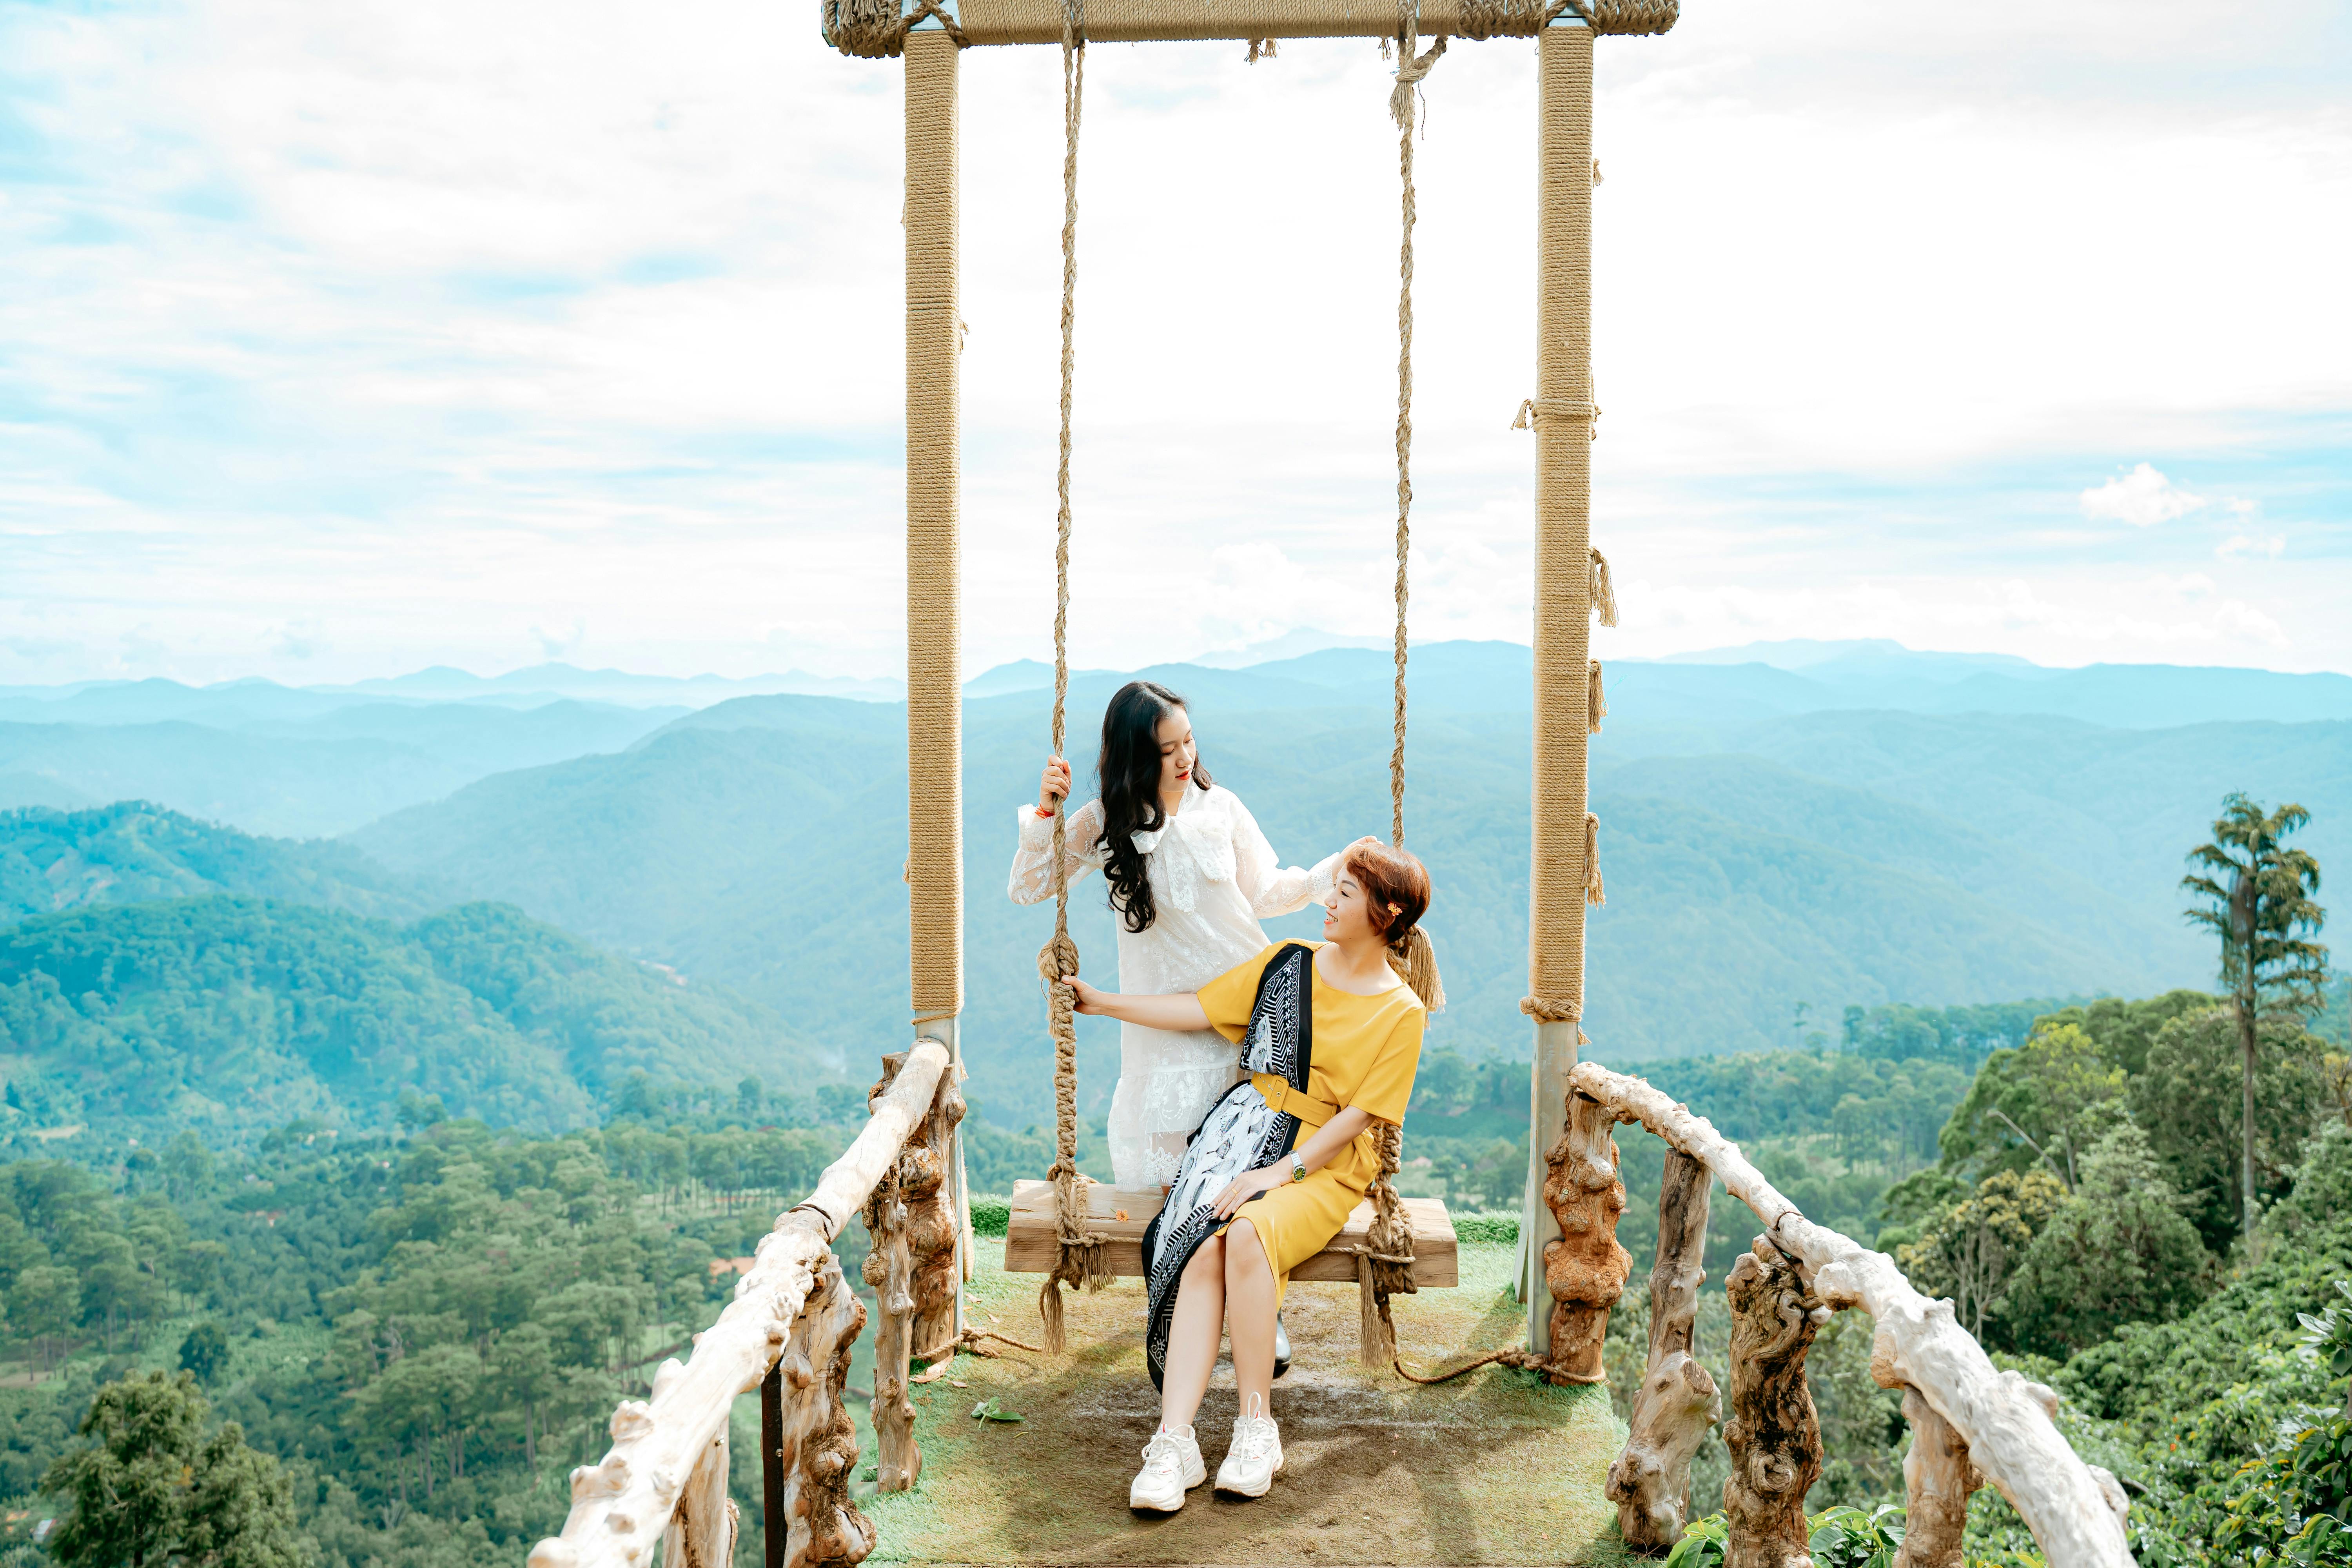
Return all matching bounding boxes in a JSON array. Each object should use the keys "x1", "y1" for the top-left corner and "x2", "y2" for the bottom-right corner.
[{"x1": 1387, "y1": 902, "x2": 1402, "y2": 915}]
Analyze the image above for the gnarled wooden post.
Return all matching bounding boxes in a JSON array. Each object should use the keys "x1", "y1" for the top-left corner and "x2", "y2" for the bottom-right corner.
[
  {"x1": 862, "y1": 1054, "x2": 922, "y2": 1492},
  {"x1": 1607, "y1": 1148, "x2": 1720, "y2": 1548},
  {"x1": 1893, "y1": 1385, "x2": 1980, "y2": 1568},
  {"x1": 779, "y1": 1257, "x2": 874, "y2": 1568},
  {"x1": 661, "y1": 1420, "x2": 737, "y2": 1568},
  {"x1": 909, "y1": 1057, "x2": 965, "y2": 1356},
  {"x1": 532, "y1": 1040, "x2": 947, "y2": 1568},
  {"x1": 1541, "y1": 1090, "x2": 1632, "y2": 1381},
  {"x1": 1569, "y1": 1060, "x2": 2132, "y2": 1568},
  {"x1": 1723, "y1": 1237, "x2": 1826, "y2": 1568}
]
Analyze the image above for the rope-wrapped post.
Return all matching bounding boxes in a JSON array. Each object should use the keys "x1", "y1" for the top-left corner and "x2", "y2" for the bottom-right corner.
[
  {"x1": 900, "y1": 17, "x2": 971, "y2": 1328},
  {"x1": 1520, "y1": 11, "x2": 1597, "y2": 1358},
  {"x1": 1035, "y1": 0, "x2": 1112, "y2": 1355},
  {"x1": 904, "y1": 21, "x2": 962, "y2": 1042}
]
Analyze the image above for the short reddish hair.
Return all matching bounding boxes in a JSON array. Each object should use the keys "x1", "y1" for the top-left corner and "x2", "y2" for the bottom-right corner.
[{"x1": 1343, "y1": 841, "x2": 1432, "y2": 948}]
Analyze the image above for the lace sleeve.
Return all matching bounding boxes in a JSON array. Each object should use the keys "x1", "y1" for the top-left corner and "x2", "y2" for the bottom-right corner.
[
  {"x1": 1008, "y1": 797, "x2": 1105, "y2": 906},
  {"x1": 1229, "y1": 796, "x2": 1347, "y2": 919}
]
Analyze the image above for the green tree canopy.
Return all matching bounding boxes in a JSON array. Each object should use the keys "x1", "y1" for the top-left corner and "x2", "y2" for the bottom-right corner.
[
  {"x1": 2131, "y1": 1007, "x2": 2330, "y2": 1250},
  {"x1": 2001, "y1": 1122, "x2": 2211, "y2": 1357},
  {"x1": 1895, "y1": 1167, "x2": 2067, "y2": 1338},
  {"x1": 1935, "y1": 1021, "x2": 2125, "y2": 1191},
  {"x1": 42, "y1": 1369, "x2": 301, "y2": 1568},
  {"x1": 2031, "y1": 989, "x2": 2213, "y2": 1078}
]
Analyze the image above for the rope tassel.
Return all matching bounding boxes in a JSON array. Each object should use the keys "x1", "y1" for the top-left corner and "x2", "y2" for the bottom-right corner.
[
  {"x1": 1584, "y1": 812, "x2": 1605, "y2": 907},
  {"x1": 1388, "y1": 34, "x2": 1447, "y2": 130},
  {"x1": 1590, "y1": 547, "x2": 1619, "y2": 628},
  {"x1": 1361, "y1": 1120, "x2": 1416, "y2": 1367},
  {"x1": 1589, "y1": 658, "x2": 1606, "y2": 735}
]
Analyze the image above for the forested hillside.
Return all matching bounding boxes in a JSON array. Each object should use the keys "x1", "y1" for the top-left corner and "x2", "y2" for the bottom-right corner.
[
  {"x1": 0, "y1": 983, "x2": 2343, "y2": 1565},
  {"x1": 0, "y1": 899, "x2": 819, "y2": 1144},
  {"x1": 347, "y1": 658, "x2": 2352, "y2": 1133},
  {"x1": 0, "y1": 802, "x2": 439, "y2": 926},
  {"x1": 7, "y1": 645, "x2": 2350, "y2": 1142},
  {"x1": 0, "y1": 1102, "x2": 864, "y2": 1567}
]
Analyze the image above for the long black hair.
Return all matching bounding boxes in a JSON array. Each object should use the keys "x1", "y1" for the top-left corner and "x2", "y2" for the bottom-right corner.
[{"x1": 1096, "y1": 680, "x2": 1212, "y2": 934}]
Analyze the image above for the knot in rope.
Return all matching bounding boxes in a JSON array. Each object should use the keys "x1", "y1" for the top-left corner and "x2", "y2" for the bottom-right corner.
[
  {"x1": 1036, "y1": 929, "x2": 1080, "y2": 989},
  {"x1": 1447, "y1": 0, "x2": 1680, "y2": 42},
  {"x1": 823, "y1": 0, "x2": 967, "y2": 58},
  {"x1": 1388, "y1": 36, "x2": 1446, "y2": 130},
  {"x1": 1511, "y1": 396, "x2": 1601, "y2": 435}
]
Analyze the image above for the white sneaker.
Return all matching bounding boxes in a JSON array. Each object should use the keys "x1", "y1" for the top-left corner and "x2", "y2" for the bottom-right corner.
[
  {"x1": 1129, "y1": 1426, "x2": 1205, "y2": 1512},
  {"x1": 1213, "y1": 1409, "x2": 1284, "y2": 1498}
]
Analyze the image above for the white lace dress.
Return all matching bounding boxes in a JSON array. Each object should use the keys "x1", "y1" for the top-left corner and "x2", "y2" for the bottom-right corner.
[{"x1": 1009, "y1": 784, "x2": 1345, "y2": 1189}]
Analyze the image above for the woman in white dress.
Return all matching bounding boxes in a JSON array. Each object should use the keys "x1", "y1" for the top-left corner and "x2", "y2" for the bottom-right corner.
[{"x1": 1009, "y1": 679, "x2": 1358, "y2": 1192}]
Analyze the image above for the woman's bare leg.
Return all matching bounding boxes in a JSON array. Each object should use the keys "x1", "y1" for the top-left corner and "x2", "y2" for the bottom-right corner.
[
  {"x1": 1158, "y1": 1236, "x2": 1226, "y2": 1430},
  {"x1": 1224, "y1": 1219, "x2": 1278, "y2": 1414}
]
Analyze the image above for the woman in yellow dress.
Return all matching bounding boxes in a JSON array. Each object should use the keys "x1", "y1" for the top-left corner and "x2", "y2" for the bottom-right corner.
[{"x1": 1070, "y1": 841, "x2": 1433, "y2": 1512}]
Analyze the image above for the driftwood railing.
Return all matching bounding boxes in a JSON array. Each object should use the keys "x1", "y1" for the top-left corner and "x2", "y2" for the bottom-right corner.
[
  {"x1": 1561, "y1": 1063, "x2": 2134, "y2": 1568},
  {"x1": 528, "y1": 1039, "x2": 962, "y2": 1568},
  {"x1": 526, "y1": 1045, "x2": 2133, "y2": 1568}
]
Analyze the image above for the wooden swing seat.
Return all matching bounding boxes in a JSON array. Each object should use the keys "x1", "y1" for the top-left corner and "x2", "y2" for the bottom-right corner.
[{"x1": 1002, "y1": 1179, "x2": 1459, "y2": 1286}]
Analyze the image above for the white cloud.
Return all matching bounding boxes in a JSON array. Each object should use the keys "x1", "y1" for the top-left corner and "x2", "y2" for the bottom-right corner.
[
  {"x1": 2079, "y1": 463, "x2": 2205, "y2": 526},
  {"x1": 2216, "y1": 533, "x2": 2287, "y2": 559},
  {"x1": 0, "y1": 1, "x2": 2348, "y2": 684},
  {"x1": 531, "y1": 621, "x2": 588, "y2": 660}
]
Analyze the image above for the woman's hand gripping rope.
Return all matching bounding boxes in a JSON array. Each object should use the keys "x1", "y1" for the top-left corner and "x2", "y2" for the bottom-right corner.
[{"x1": 1036, "y1": 756, "x2": 1071, "y2": 815}]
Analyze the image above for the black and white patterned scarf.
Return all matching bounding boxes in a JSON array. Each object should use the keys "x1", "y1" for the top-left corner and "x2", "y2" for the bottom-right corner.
[{"x1": 1141, "y1": 942, "x2": 1316, "y2": 1389}]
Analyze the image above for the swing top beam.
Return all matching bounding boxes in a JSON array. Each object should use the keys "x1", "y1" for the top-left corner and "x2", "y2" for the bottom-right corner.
[{"x1": 824, "y1": 0, "x2": 1676, "y2": 53}]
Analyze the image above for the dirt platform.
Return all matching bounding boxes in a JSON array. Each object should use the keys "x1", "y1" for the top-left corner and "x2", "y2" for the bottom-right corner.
[{"x1": 863, "y1": 1240, "x2": 1632, "y2": 1566}]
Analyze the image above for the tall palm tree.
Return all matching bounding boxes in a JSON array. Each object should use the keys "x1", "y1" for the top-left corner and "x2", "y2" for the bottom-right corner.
[{"x1": 2182, "y1": 793, "x2": 2328, "y2": 1250}]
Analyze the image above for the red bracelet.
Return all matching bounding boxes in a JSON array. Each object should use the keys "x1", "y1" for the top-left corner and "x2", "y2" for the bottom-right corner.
[{"x1": 1034, "y1": 805, "x2": 1055, "y2": 818}]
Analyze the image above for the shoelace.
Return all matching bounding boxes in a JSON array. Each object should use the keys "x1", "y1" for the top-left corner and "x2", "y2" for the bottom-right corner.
[
  {"x1": 1234, "y1": 1417, "x2": 1277, "y2": 1463},
  {"x1": 1140, "y1": 1432, "x2": 1187, "y2": 1473}
]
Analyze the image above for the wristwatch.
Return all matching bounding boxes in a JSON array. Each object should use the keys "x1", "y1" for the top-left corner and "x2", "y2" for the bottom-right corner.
[{"x1": 1289, "y1": 1154, "x2": 1307, "y2": 1184}]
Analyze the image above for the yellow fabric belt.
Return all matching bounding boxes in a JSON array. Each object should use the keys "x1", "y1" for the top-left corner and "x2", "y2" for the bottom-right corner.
[{"x1": 1252, "y1": 1073, "x2": 1338, "y2": 1129}]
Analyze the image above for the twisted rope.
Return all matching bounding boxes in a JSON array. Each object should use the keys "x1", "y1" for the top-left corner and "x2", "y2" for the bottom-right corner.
[
  {"x1": 1358, "y1": 5, "x2": 1456, "y2": 1365},
  {"x1": 824, "y1": 0, "x2": 1675, "y2": 57},
  {"x1": 1452, "y1": 0, "x2": 1678, "y2": 40},
  {"x1": 1036, "y1": 0, "x2": 1108, "y2": 1356},
  {"x1": 1391, "y1": 1343, "x2": 1548, "y2": 1385}
]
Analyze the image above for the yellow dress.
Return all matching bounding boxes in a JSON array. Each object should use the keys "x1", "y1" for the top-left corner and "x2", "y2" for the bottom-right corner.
[{"x1": 1195, "y1": 940, "x2": 1426, "y2": 1302}]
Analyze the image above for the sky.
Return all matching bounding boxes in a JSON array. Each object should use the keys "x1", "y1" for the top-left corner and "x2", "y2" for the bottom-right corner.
[{"x1": 2, "y1": 0, "x2": 2348, "y2": 687}]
